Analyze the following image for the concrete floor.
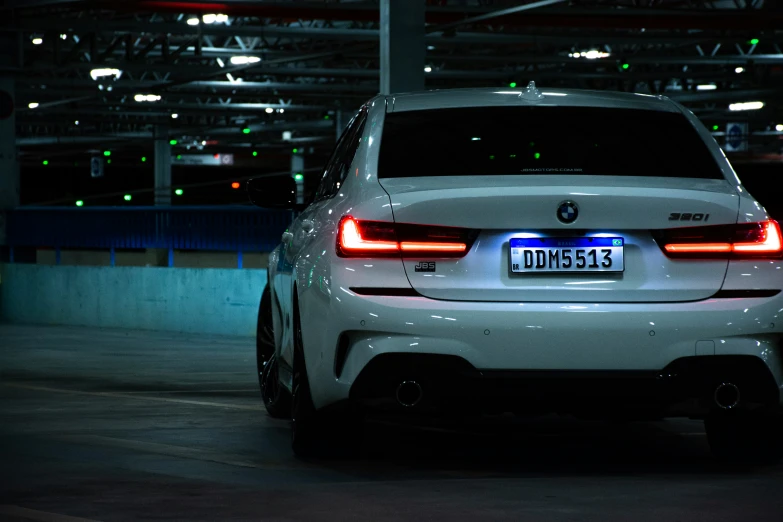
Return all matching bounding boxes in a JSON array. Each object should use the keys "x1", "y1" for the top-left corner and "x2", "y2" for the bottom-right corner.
[{"x1": 1, "y1": 324, "x2": 782, "y2": 522}]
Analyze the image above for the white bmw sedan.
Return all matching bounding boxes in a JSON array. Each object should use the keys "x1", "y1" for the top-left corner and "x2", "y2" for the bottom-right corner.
[{"x1": 249, "y1": 84, "x2": 783, "y2": 461}]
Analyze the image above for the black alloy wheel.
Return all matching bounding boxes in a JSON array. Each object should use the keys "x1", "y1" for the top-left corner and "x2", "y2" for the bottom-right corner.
[{"x1": 260, "y1": 353, "x2": 291, "y2": 418}]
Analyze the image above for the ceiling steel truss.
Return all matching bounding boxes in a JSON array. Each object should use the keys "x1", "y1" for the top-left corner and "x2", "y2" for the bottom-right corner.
[{"x1": 2, "y1": 0, "x2": 782, "y2": 160}]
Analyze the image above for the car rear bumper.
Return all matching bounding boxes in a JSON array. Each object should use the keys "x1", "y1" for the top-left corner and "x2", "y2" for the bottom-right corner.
[{"x1": 302, "y1": 292, "x2": 783, "y2": 411}]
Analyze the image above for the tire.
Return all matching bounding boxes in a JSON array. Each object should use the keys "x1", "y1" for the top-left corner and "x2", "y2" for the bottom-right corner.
[
  {"x1": 260, "y1": 353, "x2": 291, "y2": 419},
  {"x1": 705, "y1": 411, "x2": 783, "y2": 465},
  {"x1": 256, "y1": 285, "x2": 275, "y2": 364},
  {"x1": 291, "y1": 301, "x2": 362, "y2": 458},
  {"x1": 256, "y1": 285, "x2": 274, "y2": 393}
]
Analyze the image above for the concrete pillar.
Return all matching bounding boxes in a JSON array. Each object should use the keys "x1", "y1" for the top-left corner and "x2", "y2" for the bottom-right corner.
[
  {"x1": 291, "y1": 153, "x2": 304, "y2": 205},
  {"x1": 380, "y1": 0, "x2": 425, "y2": 95},
  {"x1": 154, "y1": 126, "x2": 171, "y2": 206},
  {"x1": 0, "y1": 33, "x2": 21, "y2": 249}
]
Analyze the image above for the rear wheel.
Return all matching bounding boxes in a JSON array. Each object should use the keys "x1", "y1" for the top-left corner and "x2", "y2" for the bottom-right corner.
[
  {"x1": 291, "y1": 301, "x2": 362, "y2": 458},
  {"x1": 256, "y1": 285, "x2": 275, "y2": 367},
  {"x1": 260, "y1": 353, "x2": 291, "y2": 418},
  {"x1": 257, "y1": 285, "x2": 290, "y2": 418},
  {"x1": 705, "y1": 411, "x2": 783, "y2": 464}
]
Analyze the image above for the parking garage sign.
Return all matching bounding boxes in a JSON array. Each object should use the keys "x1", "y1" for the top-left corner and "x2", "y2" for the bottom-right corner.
[
  {"x1": 90, "y1": 156, "x2": 104, "y2": 178},
  {"x1": 725, "y1": 122, "x2": 747, "y2": 152}
]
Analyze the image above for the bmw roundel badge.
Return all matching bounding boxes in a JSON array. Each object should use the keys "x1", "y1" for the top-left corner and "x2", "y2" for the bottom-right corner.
[{"x1": 557, "y1": 201, "x2": 579, "y2": 224}]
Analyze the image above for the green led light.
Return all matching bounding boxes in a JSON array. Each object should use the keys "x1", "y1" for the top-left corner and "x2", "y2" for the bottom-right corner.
[
  {"x1": 750, "y1": 38, "x2": 759, "y2": 45},
  {"x1": 242, "y1": 128, "x2": 251, "y2": 134},
  {"x1": 74, "y1": 162, "x2": 78, "y2": 166},
  {"x1": 292, "y1": 148, "x2": 298, "y2": 153},
  {"x1": 103, "y1": 150, "x2": 111, "y2": 157},
  {"x1": 489, "y1": 155, "x2": 495, "y2": 160},
  {"x1": 529, "y1": 142, "x2": 535, "y2": 147},
  {"x1": 712, "y1": 125, "x2": 719, "y2": 131},
  {"x1": 176, "y1": 154, "x2": 182, "y2": 160},
  {"x1": 252, "y1": 151, "x2": 258, "y2": 157},
  {"x1": 510, "y1": 154, "x2": 516, "y2": 158},
  {"x1": 42, "y1": 160, "x2": 48, "y2": 165},
  {"x1": 509, "y1": 82, "x2": 517, "y2": 88},
  {"x1": 107, "y1": 159, "x2": 111, "y2": 164},
  {"x1": 622, "y1": 63, "x2": 629, "y2": 70},
  {"x1": 75, "y1": 200, "x2": 84, "y2": 207},
  {"x1": 294, "y1": 173, "x2": 304, "y2": 181},
  {"x1": 175, "y1": 189, "x2": 183, "y2": 196},
  {"x1": 141, "y1": 156, "x2": 147, "y2": 162},
  {"x1": 169, "y1": 139, "x2": 177, "y2": 146},
  {"x1": 323, "y1": 115, "x2": 330, "y2": 120},
  {"x1": 534, "y1": 152, "x2": 541, "y2": 159},
  {"x1": 123, "y1": 194, "x2": 132, "y2": 201}
]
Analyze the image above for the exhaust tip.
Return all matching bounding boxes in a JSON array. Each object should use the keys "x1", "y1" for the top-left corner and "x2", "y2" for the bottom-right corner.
[
  {"x1": 396, "y1": 380, "x2": 423, "y2": 408},
  {"x1": 714, "y1": 382, "x2": 740, "y2": 410}
]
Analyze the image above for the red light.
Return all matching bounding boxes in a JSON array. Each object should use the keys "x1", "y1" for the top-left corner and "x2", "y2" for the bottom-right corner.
[
  {"x1": 339, "y1": 218, "x2": 399, "y2": 254},
  {"x1": 231, "y1": 182, "x2": 240, "y2": 189},
  {"x1": 337, "y1": 216, "x2": 472, "y2": 258},
  {"x1": 214, "y1": 154, "x2": 220, "y2": 159},
  {"x1": 733, "y1": 220, "x2": 782, "y2": 253},
  {"x1": 660, "y1": 220, "x2": 783, "y2": 258},
  {"x1": 400, "y1": 242, "x2": 466, "y2": 253},
  {"x1": 665, "y1": 243, "x2": 732, "y2": 253}
]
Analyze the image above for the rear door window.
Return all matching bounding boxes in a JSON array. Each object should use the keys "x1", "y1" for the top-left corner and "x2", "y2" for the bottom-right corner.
[
  {"x1": 314, "y1": 107, "x2": 368, "y2": 201},
  {"x1": 378, "y1": 106, "x2": 723, "y2": 179}
]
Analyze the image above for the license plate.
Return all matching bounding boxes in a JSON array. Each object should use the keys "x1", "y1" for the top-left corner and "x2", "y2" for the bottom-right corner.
[{"x1": 509, "y1": 237, "x2": 624, "y2": 273}]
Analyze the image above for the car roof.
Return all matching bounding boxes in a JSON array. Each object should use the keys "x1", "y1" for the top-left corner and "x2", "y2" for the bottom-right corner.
[{"x1": 386, "y1": 85, "x2": 679, "y2": 114}]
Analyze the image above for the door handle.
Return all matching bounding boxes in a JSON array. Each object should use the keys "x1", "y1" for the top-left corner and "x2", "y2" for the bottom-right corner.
[
  {"x1": 282, "y1": 231, "x2": 294, "y2": 242},
  {"x1": 302, "y1": 219, "x2": 315, "y2": 233}
]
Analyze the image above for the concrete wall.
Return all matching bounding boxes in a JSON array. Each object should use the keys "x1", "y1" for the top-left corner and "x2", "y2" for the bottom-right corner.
[{"x1": 0, "y1": 263, "x2": 266, "y2": 337}]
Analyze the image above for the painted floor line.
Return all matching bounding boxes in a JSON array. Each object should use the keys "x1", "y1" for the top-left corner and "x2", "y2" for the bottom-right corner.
[
  {"x1": 0, "y1": 505, "x2": 102, "y2": 522},
  {"x1": 2, "y1": 383, "x2": 262, "y2": 411},
  {"x1": 57, "y1": 434, "x2": 304, "y2": 471},
  {"x1": 119, "y1": 389, "x2": 257, "y2": 394}
]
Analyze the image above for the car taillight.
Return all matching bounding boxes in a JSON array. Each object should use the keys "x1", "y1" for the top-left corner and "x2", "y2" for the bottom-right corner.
[
  {"x1": 336, "y1": 216, "x2": 475, "y2": 258},
  {"x1": 656, "y1": 220, "x2": 783, "y2": 259}
]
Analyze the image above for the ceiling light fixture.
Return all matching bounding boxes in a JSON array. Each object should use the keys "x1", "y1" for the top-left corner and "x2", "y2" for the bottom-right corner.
[
  {"x1": 570, "y1": 50, "x2": 610, "y2": 59},
  {"x1": 171, "y1": 113, "x2": 178, "y2": 119},
  {"x1": 729, "y1": 101, "x2": 764, "y2": 111},
  {"x1": 90, "y1": 68, "x2": 121, "y2": 81},
  {"x1": 215, "y1": 14, "x2": 228, "y2": 23},
  {"x1": 32, "y1": 37, "x2": 43, "y2": 45},
  {"x1": 186, "y1": 17, "x2": 199, "y2": 26},
  {"x1": 202, "y1": 13, "x2": 217, "y2": 24},
  {"x1": 265, "y1": 107, "x2": 274, "y2": 113},
  {"x1": 696, "y1": 84, "x2": 717, "y2": 91},
  {"x1": 28, "y1": 102, "x2": 39, "y2": 109},
  {"x1": 230, "y1": 56, "x2": 261, "y2": 65},
  {"x1": 134, "y1": 94, "x2": 162, "y2": 102},
  {"x1": 775, "y1": 124, "x2": 783, "y2": 132},
  {"x1": 424, "y1": 66, "x2": 432, "y2": 73},
  {"x1": 735, "y1": 67, "x2": 745, "y2": 73}
]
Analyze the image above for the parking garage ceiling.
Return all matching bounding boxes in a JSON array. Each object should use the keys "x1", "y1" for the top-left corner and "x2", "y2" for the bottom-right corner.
[{"x1": 2, "y1": 0, "x2": 783, "y2": 162}]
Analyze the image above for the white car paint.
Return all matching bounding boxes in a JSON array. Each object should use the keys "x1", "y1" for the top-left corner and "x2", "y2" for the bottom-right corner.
[{"x1": 266, "y1": 87, "x2": 783, "y2": 412}]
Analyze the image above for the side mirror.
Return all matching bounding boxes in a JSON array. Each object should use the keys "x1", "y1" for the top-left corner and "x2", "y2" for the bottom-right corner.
[{"x1": 246, "y1": 176, "x2": 303, "y2": 210}]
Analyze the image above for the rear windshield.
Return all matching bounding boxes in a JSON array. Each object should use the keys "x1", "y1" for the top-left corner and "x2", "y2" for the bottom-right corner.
[{"x1": 378, "y1": 106, "x2": 723, "y2": 179}]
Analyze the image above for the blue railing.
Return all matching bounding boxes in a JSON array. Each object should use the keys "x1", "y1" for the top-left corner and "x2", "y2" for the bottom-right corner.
[{"x1": 6, "y1": 206, "x2": 291, "y2": 266}]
